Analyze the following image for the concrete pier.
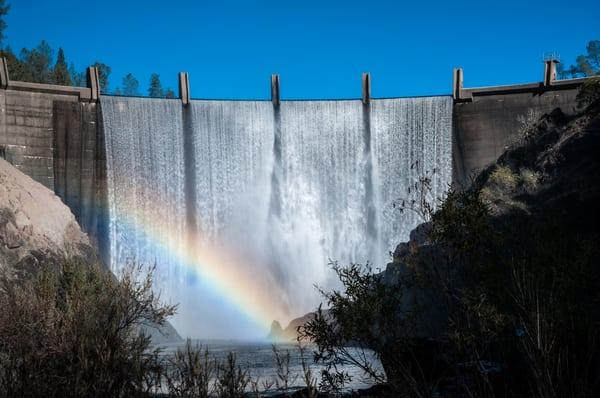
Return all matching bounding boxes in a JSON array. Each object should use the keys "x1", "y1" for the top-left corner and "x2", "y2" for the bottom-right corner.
[
  {"x1": 179, "y1": 72, "x2": 190, "y2": 105},
  {"x1": 271, "y1": 74, "x2": 280, "y2": 106},
  {"x1": 362, "y1": 73, "x2": 371, "y2": 104}
]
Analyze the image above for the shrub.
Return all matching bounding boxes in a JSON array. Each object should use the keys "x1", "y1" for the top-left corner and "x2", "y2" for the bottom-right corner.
[
  {"x1": 429, "y1": 186, "x2": 600, "y2": 397},
  {"x1": 479, "y1": 165, "x2": 526, "y2": 213},
  {"x1": 214, "y1": 352, "x2": 249, "y2": 398},
  {"x1": 299, "y1": 262, "x2": 433, "y2": 396},
  {"x1": 166, "y1": 339, "x2": 215, "y2": 398},
  {"x1": 514, "y1": 108, "x2": 542, "y2": 145},
  {"x1": 0, "y1": 259, "x2": 176, "y2": 398},
  {"x1": 519, "y1": 168, "x2": 540, "y2": 194},
  {"x1": 297, "y1": 343, "x2": 319, "y2": 398},
  {"x1": 271, "y1": 344, "x2": 297, "y2": 394}
]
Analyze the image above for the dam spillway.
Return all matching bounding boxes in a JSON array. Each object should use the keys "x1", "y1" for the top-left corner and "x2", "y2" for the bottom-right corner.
[
  {"x1": 100, "y1": 95, "x2": 453, "y2": 338},
  {"x1": 0, "y1": 58, "x2": 586, "y2": 339}
]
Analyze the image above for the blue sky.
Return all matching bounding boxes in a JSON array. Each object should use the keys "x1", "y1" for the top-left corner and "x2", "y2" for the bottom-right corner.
[{"x1": 4, "y1": 0, "x2": 600, "y2": 99}]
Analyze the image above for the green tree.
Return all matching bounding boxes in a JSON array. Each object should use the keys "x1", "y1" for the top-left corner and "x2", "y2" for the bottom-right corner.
[
  {"x1": 558, "y1": 39, "x2": 600, "y2": 79},
  {"x1": 91, "y1": 61, "x2": 111, "y2": 93},
  {"x1": 121, "y1": 73, "x2": 140, "y2": 96},
  {"x1": 148, "y1": 73, "x2": 164, "y2": 97},
  {"x1": 0, "y1": 46, "x2": 29, "y2": 81},
  {"x1": 165, "y1": 87, "x2": 175, "y2": 98},
  {"x1": 299, "y1": 262, "x2": 423, "y2": 394},
  {"x1": 20, "y1": 40, "x2": 53, "y2": 83},
  {"x1": 52, "y1": 47, "x2": 71, "y2": 85}
]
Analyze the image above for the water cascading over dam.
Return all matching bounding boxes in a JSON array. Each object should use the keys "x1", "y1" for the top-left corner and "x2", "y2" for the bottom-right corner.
[{"x1": 100, "y1": 95, "x2": 452, "y2": 339}]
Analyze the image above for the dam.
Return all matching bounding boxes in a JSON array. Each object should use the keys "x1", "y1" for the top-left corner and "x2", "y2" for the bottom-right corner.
[{"x1": 0, "y1": 58, "x2": 587, "y2": 338}]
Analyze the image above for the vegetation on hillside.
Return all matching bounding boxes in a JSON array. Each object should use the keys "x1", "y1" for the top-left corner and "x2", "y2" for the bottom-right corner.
[{"x1": 302, "y1": 90, "x2": 600, "y2": 397}]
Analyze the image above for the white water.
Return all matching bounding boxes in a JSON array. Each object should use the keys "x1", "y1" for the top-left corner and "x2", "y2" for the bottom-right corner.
[
  {"x1": 101, "y1": 96, "x2": 187, "y2": 296},
  {"x1": 372, "y1": 98, "x2": 453, "y2": 253},
  {"x1": 101, "y1": 95, "x2": 453, "y2": 339}
]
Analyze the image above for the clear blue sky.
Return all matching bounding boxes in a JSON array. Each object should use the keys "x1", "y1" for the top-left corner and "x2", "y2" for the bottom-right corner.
[{"x1": 4, "y1": 0, "x2": 600, "y2": 99}]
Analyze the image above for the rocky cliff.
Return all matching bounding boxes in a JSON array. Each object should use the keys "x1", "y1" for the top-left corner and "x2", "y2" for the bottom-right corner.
[
  {"x1": 385, "y1": 99, "x2": 600, "y2": 344},
  {"x1": 0, "y1": 158, "x2": 94, "y2": 281}
]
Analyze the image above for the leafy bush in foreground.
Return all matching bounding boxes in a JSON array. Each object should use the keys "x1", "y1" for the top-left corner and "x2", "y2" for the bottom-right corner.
[{"x1": 0, "y1": 260, "x2": 176, "y2": 398}]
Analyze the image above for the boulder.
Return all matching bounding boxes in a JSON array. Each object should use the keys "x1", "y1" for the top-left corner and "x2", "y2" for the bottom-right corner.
[{"x1": 0, "y1": 158, "x2": 93, "y2": 280}]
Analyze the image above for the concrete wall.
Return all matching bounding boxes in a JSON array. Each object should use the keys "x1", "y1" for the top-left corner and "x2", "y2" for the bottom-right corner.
[
  {"x1": 452, "y1": 83, "x2": 581, "y2": 183},
  {"x1": 0, "y1": 86, "x2": 104, "y2": 247},
  {"x1": 53, "y1": 100, "x2": 103, "y2": 241},
  {"x1": 0, "y1": 90, "x2": 71, "y2": 188}
]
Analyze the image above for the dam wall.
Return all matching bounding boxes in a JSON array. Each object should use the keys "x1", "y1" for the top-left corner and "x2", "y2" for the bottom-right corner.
[
  {"x1": 0, "y1": 57, "x2": 589, "y2": 247},
  {"x1": 452, "y1": 63, "x2": 585, "y2": 182}
]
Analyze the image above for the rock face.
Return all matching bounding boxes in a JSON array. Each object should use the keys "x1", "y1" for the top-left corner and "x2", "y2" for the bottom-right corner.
[
  {"x1": 267, "y1": 320, "x2": 285, "y2": 340},
  {"x1": 0, "y1": 158, "x2": 93, "y2": 279},
  {"x1": 268, "y1": 313, "x2": 317, "y2": 341}
]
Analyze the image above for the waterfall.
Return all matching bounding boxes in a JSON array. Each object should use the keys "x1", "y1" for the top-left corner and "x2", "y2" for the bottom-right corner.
[
  {"x1": 272, "y1": 100, "x2": 374, "y2": 307},
  {"x1": 101, "y1": 96, "x2": 187, "y2": 297},
  {"x1": 100, "y1": 95, "x2": 453, "y2": 339},
  {"x1": 372, "y1": 97, "x2": 453, "y2": 252}
]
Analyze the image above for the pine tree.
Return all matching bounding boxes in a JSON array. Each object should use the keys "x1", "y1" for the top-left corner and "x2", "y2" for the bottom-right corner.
[
  {"x1": 52, "y1": 48, "x2": 71, "y2": 86},
  {"x1": 558, "y1": 39, "x2": 600, "y2": 79},
  {"x1": 148, "y1": 73, "x2": 164, "y2": 97},
  {"x1": 121, "y1": 73, "x2": 140, "y2": 96},
  {"x1": 0, "y1": 47, "x2": 30, "y2": 81},
  {"x1": 165, "y1": 88, "x2": 175, "y2": 98},
  {"x1": 20, "y1": 40, "x2": 54, "y2": 83}
]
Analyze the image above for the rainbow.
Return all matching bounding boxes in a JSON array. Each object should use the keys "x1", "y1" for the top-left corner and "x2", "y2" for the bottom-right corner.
[{"x1": 106, "y1": 197, "x2": 291, "y2": 337}]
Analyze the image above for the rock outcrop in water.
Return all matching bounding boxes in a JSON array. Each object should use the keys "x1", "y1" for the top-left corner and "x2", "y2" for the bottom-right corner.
[{"x1": 268, "y1": 312, "x2": 319, "y2": 341}]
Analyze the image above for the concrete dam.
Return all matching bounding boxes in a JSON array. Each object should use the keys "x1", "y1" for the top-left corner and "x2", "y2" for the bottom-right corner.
[{"x1": 0, "y1": 58, "x2": 587, "y2": 338}]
